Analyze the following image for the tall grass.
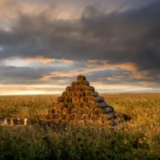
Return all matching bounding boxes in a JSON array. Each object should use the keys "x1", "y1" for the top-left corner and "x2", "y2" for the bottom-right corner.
[{"x1": 0, "y1": 93, "x2": 160, "y2": 160}]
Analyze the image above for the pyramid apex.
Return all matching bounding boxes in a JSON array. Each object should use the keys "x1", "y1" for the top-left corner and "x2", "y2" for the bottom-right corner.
[{"x1": 77, "y1": 75, "x2": 86, "y2": 81}]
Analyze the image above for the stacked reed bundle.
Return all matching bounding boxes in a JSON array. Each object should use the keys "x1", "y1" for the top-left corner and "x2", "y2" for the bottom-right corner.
[{"x1": 46, "y1": 75, "x2": 129, "y2": 128}]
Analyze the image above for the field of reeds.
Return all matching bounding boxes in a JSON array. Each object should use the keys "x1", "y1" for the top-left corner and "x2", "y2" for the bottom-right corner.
[{"x1": 0, "y1": 93, "x2": 160, "y2": 160}]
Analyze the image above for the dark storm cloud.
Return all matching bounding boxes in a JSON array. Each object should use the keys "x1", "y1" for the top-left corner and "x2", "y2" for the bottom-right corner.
[
  {"x1": 0, "y1": 65, "x2": 53, "y2": 84},
  {"x1": 0, "y1": 0, "x2": 160, "y2": 87},
  {"x1": 0, "y1": 60, "x2": 86, "y2": 84},
  {"x1": 0, "y1": 1, "x2": 160, "y2": 73}
]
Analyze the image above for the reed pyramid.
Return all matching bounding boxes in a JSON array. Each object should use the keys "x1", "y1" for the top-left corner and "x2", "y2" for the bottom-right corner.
[{"x1": 47, "y1": 75, "x2": 129, "y2": 128}]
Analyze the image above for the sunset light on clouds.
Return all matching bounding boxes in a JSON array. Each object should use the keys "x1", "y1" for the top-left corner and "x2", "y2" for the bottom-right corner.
[{"x1": 0, "y1": 0, "x2": 160, "y2": 95}]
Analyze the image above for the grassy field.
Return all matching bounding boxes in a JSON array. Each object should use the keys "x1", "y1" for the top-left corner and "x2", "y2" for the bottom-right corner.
[{"x1": 0, "y1": 93, "x2": 160, "y2": 160}]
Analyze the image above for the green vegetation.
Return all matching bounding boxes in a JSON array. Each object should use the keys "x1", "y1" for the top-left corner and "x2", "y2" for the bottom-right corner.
[{"x1": 0, "y1": 93, "x2": 160, "y2": 160}]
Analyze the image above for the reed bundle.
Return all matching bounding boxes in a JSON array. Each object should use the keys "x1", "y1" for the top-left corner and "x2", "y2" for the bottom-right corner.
[
  {"x1": 71, "y1": 108, "x2": 79, "y2": 114},
  {"x1": 69, "y1": 120, "x2": 77, "y2": 126},
  {"x1": 62, "y1": 91, "x2": 67, "y2": 97},
  {"x1": 62, "y1": 108, "x2": 70, "y2": 114},
  {"x1": 57, "y1": 96, "x2": 64, "y2": 102},
  {"x1": 77, "y1": 75, "x2": 86, "y2": 81},
  {"x1": 86, "y1": 120, "x2": 95, "y2": 127},
  {"x1": 95, "y1": 120, "x2": 104, "y2": 127},
  {"x1": 71, "y1": 81, "x2": 79, "y2": 87},
  {"x1": 81, "y1": 114, "x2": 90, "y2": 120},
  {"x1": 55, "y1": 108, "x2": 62, "y2": 114},
  {"x1": 66, "y1": 86, "x2": 72, "y2": 92},
  {"x1": 90, "y1": 114, "x2": 99, "y2": 120},
  {"x1": 72, "y1": 96, "x2": 80, "y2": 103},
  {"x1": 77, "y1": 120, "x2": 86, "y2": 127},
  {"x1": 80, "y1": 97, "x2": 88, "y2": 103},
  {"x1": 66, "y1": 114, "x2": 73, "y2": 121},
  {"x1": 79, "y1": 81, "x2": 90, "y2": 86}
]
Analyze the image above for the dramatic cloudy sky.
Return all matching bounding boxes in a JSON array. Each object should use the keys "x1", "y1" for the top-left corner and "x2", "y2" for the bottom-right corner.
[{"x1": 0, "y1": 0, "x2": 160, "y2": 95}]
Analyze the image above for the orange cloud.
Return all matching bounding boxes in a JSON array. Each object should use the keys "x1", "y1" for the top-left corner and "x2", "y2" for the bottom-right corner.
[
  {"x1": 25, "y1": 57, "x2": 73, "y2": 64},
  {"x1": 39, "y1": 60, "x2": 151, "y2": 82}
]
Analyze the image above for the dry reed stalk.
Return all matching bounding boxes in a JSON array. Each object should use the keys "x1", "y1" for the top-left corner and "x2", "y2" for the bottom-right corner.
[
  {"x1": 91, "y1": 92, "x2": 99, "y2": 97},
  {"x1": 85, "y1": 91, "x2": 99, "y2": 97},
  {"x1": 59, "y1": 114, "x2": 66, "y2": 120},
  {"x1": 78, "y1": 108, "x2": 85, "y2": 114},
  {"x1": 100, "y1": 112, "x2": 115, "y2": 121},
  {"x1": 77, "y1": 91, "x2": 84, "y2": 97},
  {"x1": 55, "y1": 108, "x2": 62, "y2": 114},
  {"x1": 86, "y1": 120, "x2": 95, "y2": 127},
  {"x1": 61, "y1": 120, "x2": 68, "y2": 126},
  {"x1": 89, "y1": 86, "x2": 95, "y2": 92},
  {"x1": 79, "y1": 80, "x2": 90, "y2": 86},
  {"x1": 59, "y1": 102, "x2": 66, "y2": 109},
  {"x1": 63, "y1": 98, "x2": 68, "y2": 104},
  {"x1": 77, "y1": 75, "x2": 86, "y2": 81},
  {"x1": 69, "y1": 120, "x2": 77, "y2": 126},
  {"x1": 90, "y1": 114, "x2": 99, "y2": 120},
  {"x1": 67, "y1": 102, "x2": 74, "y2": 109},
  {"x1": 104, "y1": 120, "x2": 114, "y2": 127},
  {"x1": 62, "y1": 91, "x2": 67, "y2": 97},
  {"x1": 72, "y1": 91, "x2": 84, "y2": 97},
  {"x1": 49, "y1": 113, "x2": 54, "y2": 119},
  {"x1": 81, "y1": 114, "x2": 90, "y2": 120},
  {"x1": 84, "y1": 90, "x2": 92, "y2": 96},
  {"x1": 66, "y1": 114, "x2": 73, "y2": 121},
  {"x1": 80, "y1": 85, "x2": 95, "y2": 92},
  {"x1": 94, "y1": 108, "x2": 104, "y2": 115},
  {"x1": 95, "y1": 106, "x2": 114, "y2": 114},
  {"x1": 74, "y1": 86, "x2": 81, "y2": 91},
  {"x1": 63, "y1": 97, "x2": 72, "y2": 103},
  {"x1": 72, "y1": 92, "x2": 77, "y2": 97},
  {"x1": 80, "y1": 97, "x2": 88, "y2": 103},
  {"x1": 52, "y1": 102, "x2": 55, "y2": 107},
  {"x1": 88, "y1": 97, "x2": 96, "y2": 104},
  {"x1": 95, "y1": 96, "x2": 104, "y2": 102},
  {"x1": 71, "y1": 108, "x2": 79, "y2": 114},
  {"x1": 80, "y1": 85, "x2": 89, "y2": 91},
  {"x1": 48, "y1": 107, "x2": 55, "y2": 114},
  {"x1": 77, "y1": 120, "x2": 86, "y2": 127},
  {"x1": 62, "y1": 108, "x2": 70, "y2": 114},
  {"x1": 66, "y1": 86, "x2": 72, "y2": 92},
  {"x1": 53, "y1": 119, "x2": 61, "y2": 124},
  {"x1": 103, "y1": 106, "x2": 114, "y2": 113},
  {"x1": 42, "y1": 115, "x2": 50, "y2": 120},
  {"x1": 83, "y1": 102, "x2": 90, "y2": 108},
  {"x1": 66, "y1": 91, "x2": 72, "y2": 97},
  {"x1": 73, "y1": 113, "x2": 82, "y2": 120},
  {"x1": 50, "y1": 113, "x2": 59, "y2": 119},
  {"x1": 72, "y1": 96, "x2": 80, "y2": 103},
  {"x1": 95, "y1": 120, "x2": 104, "y2": 127},
  {"x1": 57, "y1": 96, "x2": 64, "y2": 102},
  {"x1": 71, "y1": 81, "x2": 79, "y2": 87},
  {"x1": 86, "y1": 108, "x2": 94, "y2": 115},
  {"x1": 89, "y1": 103, "x2": 97, "y2": 109},
  {"x1": 54, "y1": 103, "x2": 59, "y2": 108},
  {"x1": 74, "y1": 103, "x2": 84, "y2": 109},
  {"x1": 97, "y1": 102, "x2": 109, "y2": 108}
]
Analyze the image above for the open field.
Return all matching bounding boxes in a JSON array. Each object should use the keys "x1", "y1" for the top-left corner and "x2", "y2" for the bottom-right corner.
[{"x1": 0, "y1": 93, "x2": 160, "y2": 160}]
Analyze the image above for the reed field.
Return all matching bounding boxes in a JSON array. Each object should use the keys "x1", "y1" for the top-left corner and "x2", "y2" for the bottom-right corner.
[{"x1": 0, "y1": 93, "x2": 160, "y2": 160}]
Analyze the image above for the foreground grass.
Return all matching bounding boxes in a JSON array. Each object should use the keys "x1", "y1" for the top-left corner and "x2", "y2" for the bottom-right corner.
[{"x1": 0, "y1": 93, "x2": 160, "y2": 160}]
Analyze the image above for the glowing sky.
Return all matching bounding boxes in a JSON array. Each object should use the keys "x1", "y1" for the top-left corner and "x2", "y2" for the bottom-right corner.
[{"x1": 0, "y1": 0, "x2": 160, "y2": 95}]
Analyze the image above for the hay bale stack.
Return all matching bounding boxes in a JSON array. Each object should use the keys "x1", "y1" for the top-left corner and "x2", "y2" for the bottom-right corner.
[{"x1": 46, "y1": 75, "x2": 129, "y2": 128}]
